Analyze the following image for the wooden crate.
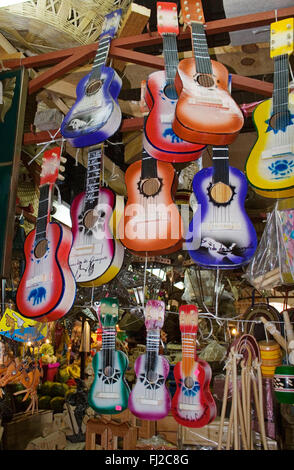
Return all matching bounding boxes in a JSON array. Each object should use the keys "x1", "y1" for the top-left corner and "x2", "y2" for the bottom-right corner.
[
  {"x1": 3, "y1": 410, "x2": 53, "y2": 450},
  {"x1": 156, "y1": 412, "x2": 178, "y2": 445},
  {"x1": 179, "y1": 418, "x2": 229, "y2": 448},
  {"x1": 135, "y1": 418, "x2": 156, "y2": 439}
]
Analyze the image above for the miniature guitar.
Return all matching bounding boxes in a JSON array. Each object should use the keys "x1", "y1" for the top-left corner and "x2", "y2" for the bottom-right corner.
[
  {"x1": 143, "y1": 2, "x2": 206, "y2": 162},
  {"x1": 16, "y1": 147, "x2": 76, "y2": 323},
  {"x1": 187, "y1": 146, "x2": 257, "y2": 268},
  {"x1": 88, "y1": 298, "x2": 129, "y2": 414},
  {"x1": 128, "y1": 300, "x2": 171, "y2": 420},
  {"x1": 172, "y1": 0, "x2": 244, "y2": 145},
  {"x1": 60, "y1": 10, "x2": 122, "y2": 148},
  {"x1": 246, "y1": 18, "x2": 294, "y2": 198},
  {"x1": 119, "y1": 148, "x2": 183, "y2": 255},
  {"x1": 172, "y1": 305, "x2": 216, "y2": 427},
  {"x1": 69, "y1": 145, "x2": 124, "y2": 287}
]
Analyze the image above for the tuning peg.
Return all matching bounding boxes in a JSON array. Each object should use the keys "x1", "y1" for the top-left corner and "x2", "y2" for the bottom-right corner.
[
  {"x1": 59, "y1": 165, "x2": 65, "y2": 173},
  {"x1": 60, "y1": 156, "x2": 67, "y2": 164},
  {"x1": 57, "y1": 174, "x2": 65, "y2": 181}
]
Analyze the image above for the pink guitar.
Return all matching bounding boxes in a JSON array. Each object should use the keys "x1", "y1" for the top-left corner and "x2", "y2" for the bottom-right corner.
[
  {"x1": 172, "y1": 305, "x2": 216, "y2": 427},
  {"x1": 128, "y1": 300, "x2": 171, "y2": 420},
  {"x1": 16, "y1": 148, "x2": 76, "y2": 322},
  {"x1": 143, "y1": 2, "x2": 205, "y2": 163}
]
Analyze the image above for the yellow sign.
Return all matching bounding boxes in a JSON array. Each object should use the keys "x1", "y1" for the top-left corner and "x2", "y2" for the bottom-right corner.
[{"x1": 0, "y1": 308, "x2": 47, "y2": 342}]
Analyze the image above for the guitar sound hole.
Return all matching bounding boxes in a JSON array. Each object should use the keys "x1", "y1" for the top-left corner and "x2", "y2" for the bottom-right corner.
[
  {"x1": 147, "y1": 370, "x2": 157, "y2": 383},
  {"x1": 83, "y1": 210, "x2": 98, "y2": 229},
  {"x1": 269, "y1": 111, "x2": 291, "y2": 131},
  {"x1": 141, "y1": 178, "x2": 161, "y2": 197},
  {"x1": 195, "y1": 74, "x2": 214, "y2": 88},
  {"x1": 34, "y1": 239, "x2": 48, "y2": 259},
  {"x1": 164, "y1": 84, "x2": 178, "y2": 100},
  {"x1": 184, "y1": 376, "x2": 194, "y2": 389},
  {"x1": 104, "y1": 366, "x2": 113, "y2": 377},
  {"x1": 209, "y1": 182, "x2": 233, "y2": 205},
  {"x1": 86, "y1": 79, "x2": 103, "y2": 96}
]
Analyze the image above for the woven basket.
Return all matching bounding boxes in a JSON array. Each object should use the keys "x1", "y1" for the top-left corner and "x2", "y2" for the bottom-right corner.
[{"x1": 0, "y1": 0, "x2": 131, "y2": 54}]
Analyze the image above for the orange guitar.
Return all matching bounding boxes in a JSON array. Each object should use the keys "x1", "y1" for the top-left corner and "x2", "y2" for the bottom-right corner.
[
  {"x1": 119, "y1": 149, "x2": 183, "y2": 255},
  {"x1": 172, "y1": 0, "x2": 244, "y2": 145}
]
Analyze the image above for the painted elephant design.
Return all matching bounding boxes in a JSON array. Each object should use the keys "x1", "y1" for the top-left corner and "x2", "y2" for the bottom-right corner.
[
  {"x1": 163, "y1": 127, "x2": 183, "y2": 143},
  {"x1": 28, "y1": 287, "x2": 46, "y2": 305}
]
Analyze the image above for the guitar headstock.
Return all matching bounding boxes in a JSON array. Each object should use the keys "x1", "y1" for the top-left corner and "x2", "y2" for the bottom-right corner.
[
  {"x1": 100, "y1": 297, "x2": 119, "y2": 328},
  {"x1": 100, "y1": 9, "x2": 122, "y2": 40},
  {"x1": 180, "y1": 0, "x2": 205, "y2": 26},
  {"x1": 144, "y1": 300, "x2": 165, "y2": 330},
  {"x1": 157, "y1": 2, "x2": 179, "y2": 36},
  {"x1": 270, "y1": 18, "x2": 294, "y2": 58},
  {"x1": 179, "y1": 304, "x2": 198, "y2": 333},
  {"x1": 40, "y1": 147, "x2": 66, "y2": 186}
]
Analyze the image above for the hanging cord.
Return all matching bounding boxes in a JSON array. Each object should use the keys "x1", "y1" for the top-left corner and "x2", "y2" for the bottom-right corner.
[{"x1": 28, "y1": 128, "x2": 62, "y2": 165}]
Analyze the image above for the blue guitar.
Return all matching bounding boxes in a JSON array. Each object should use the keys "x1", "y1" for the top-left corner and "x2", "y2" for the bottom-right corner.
[
  {"x1": 186, "y1": 146, "x2": 257, "y2": 269},
  {"x1": 60, "y1": 10, "x2": 122, "y2": 148}
]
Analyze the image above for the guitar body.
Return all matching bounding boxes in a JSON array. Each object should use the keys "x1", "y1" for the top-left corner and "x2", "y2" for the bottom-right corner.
[
  {"x1": 88, "y1": 349, "x2": 129, "y2": 414},
  {"x1": 173, "y1": 58, "x2": 244, "y2": 145},
  {"x1": 143, "y1": 71, "x2": 205, "y2": 162},
  {"x1": 60, "y1": 65, "x2": 122, "y2": 148},
  {"x1": 120, "y1": 159, "x2": 183, "y2": 255},
  {"x1": 69, "y1": 187, "x2": 124, "y2": 286},
  {"x1": 188, "y1": 166, "x2": 257, "y2": 268},
  {"x1": 246, "y1": 98, "x2": 294, "y2": 198},
  {"x1": 172, "y1": 359, "x2": 216, "y2": 428},
  {"x1": 16, "y1": 222, "x2": 76, "y2": 322},
  {"x1": 128, "y1": 353, "x2": 171, "y2": 420}
]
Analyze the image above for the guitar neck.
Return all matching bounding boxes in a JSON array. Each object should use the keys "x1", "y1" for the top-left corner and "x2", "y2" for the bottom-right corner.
[
  {"x1": 90, "y1": 35, "x2": 112, "y2": 80},
  {"x1": 102, "y1": 326, "x2": 116, "y2": 368},
  {"x1": 141, "y1": 149, "x2": 158, "y2": 180},
  {"x1": 191, "y1": 22, "x2": 212, "y2": 75},
  {"x1": 181, "y1": 331, "x2": 196, "y2": 375},
  {"x1": 145, "y1": 329, "x2": 160, "y2": 374},
  {"x1": 273, "y1": 54, "x2": 289, "y2": 114},
  {"x1": 84, "y1": 147, "x2": 102, "y2": 212},
  {"x1": 212, "y1": 146, "x2": 230, "y2": 185},
  {"x1": 162, "y1": 33, "x2": 179, "y2": 85},
  {"x1": 35, "y1": 184, "x2": 51, "y2": 244}
]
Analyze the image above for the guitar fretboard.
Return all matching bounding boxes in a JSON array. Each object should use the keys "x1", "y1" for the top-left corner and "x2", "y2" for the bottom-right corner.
[
  {"x1": 35, "y1": 184, "x2": 50, "y2": 245},
  {"x1": 141, "y1": 149, "x2": 158, "y2": 180},
  {"x1": 146, "y1": 329, "x2": 160, "y2": 375},
  {"x1": 191, "y1": 22, "x2": 212, "y2": 75},
  {"x1": 162, "y1": 33, "x2": 179, "y2": 86},
  {"x1": 273, "y1": 53, "x2": 290, "y2": 120},
  {"x1": 102, "y1": 327, "x2": 116, "y2": 371},
  {"x1": 212, "y1": 146, "x2": 229, "y2": 185},
  {"x1": 84, "y1": 147, "x2": 102, "y2": 212},
  {"x1": 90, "y1": 36, "x2": 111, "y2": 80}
]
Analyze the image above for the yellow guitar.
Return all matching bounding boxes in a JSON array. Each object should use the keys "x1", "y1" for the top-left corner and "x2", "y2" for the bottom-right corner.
[{"x1": 246, "y1": 18, "x2": 294, "y2": 199}]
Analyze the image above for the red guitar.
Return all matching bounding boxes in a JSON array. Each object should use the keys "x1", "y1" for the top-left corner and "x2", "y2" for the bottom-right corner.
[
  {"x1": 143, "y1": 2, "x2": 205, "y2": 162},
  {"x1": 172, "y1": 305, "x2": 216, "y2": 427},
  {"x1": 172, "y1": 0, "x2": 244, "y2": 145},
  {"x1": 16, "y1": 147, "x2": 76, "y2": 322},
  {"x1": 119, "y1": 149, "x2": 183, "y2": 255}
]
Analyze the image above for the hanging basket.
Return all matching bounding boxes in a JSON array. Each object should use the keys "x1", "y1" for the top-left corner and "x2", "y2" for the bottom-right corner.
[{"x1": 0, "y1": 0, "x2": 131, "y2": 53}]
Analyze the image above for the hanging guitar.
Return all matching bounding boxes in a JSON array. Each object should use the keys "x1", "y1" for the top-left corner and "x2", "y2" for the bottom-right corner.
[
  {"x1": 16, "y1": 147, "x2": 76, "y2": 322},
  {"x1": 119, "y1": 148, "x2": 183, "y2": 255},
  {"x1": 60, "y1": 9, "x2": 122, "y2": 148},
  {"x1": 172, "y1": 0, "x2": 244, "y2": 145},
  {"x1": 172, "y1": 305, "x2": 216, "y2": 427},
  {"x1": 187, "y1": 146, "x2": 257, "y2": 268},
  {"x1": 88, "y1": 298, "x2": 129, "y2": 414},
  {"x1": 143, "y1": 2, "x2": 206, "y2": 163},
  {"x1": 128, "y1": 300, "x2": 171, "y2": 420},
  {"x1": 245, "y1": 18, "x2": 294, "y2": 198},
  {"x1": 69, "y1": 145, "x2": 124, "y2": 287}
]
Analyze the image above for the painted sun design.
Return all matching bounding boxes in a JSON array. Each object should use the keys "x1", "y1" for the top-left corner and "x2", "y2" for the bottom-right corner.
[
  {"x1": 139, "y1": 373, "x2": 165, "y2": 390},
  {"x1": 180, "y1": 379, "x2": 200, "y2": 397},
  {"x1": 268, "y1": 159, "x2": 294, "y2": 178},
  {"x1": 265, "y1": 111, "x2": 294, "y2": 134},
  {"x1": 98, "y1": 368, "x2": 121, "y2": 385}
]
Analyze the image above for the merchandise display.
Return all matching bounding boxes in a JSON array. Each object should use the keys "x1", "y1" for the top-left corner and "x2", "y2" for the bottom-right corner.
[{"x1": 0, "y1": 0, "x2": 294, "y2": 455}]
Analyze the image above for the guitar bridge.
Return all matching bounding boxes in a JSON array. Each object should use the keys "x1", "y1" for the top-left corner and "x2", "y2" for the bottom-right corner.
[{"x1": 261, "y1": 144, "x2": 294, "y2": 159}]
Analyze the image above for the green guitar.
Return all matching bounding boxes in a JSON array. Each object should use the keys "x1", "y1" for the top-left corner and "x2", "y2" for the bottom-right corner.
[{"x1": 88, "y1": 298, "x2": 129, "y2": 414}]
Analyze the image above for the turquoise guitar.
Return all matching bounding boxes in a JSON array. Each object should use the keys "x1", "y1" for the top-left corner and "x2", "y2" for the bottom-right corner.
[{"x1": 88, "y1": 298, "x2": 129, "y2": 414}]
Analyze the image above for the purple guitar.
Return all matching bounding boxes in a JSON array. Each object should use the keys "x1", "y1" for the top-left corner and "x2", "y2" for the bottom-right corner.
[
  {"x1": 128, "y1": 300, "x2": 171, "y2": 420},
  {"x1": 186, "y1": 146, "x2": 257, "y2": 268},
  {"x1": 60, "y1": 10, "x2": 122, "y2": 148}
]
